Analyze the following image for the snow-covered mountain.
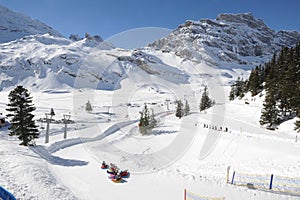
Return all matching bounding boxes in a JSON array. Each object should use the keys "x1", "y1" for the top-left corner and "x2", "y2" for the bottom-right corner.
[
  {"x1": 0, "y1": 10, "x2": 300, "y2": 92},
  {"x1": 1, "y1": 8, "x2": 300, "y2": 200},
  {"x1": 149, "y1": 13, "x2": 300, "y2": 68},
  {"x1": 0, "y1": 5, "x2": 61, "y2": 43}
]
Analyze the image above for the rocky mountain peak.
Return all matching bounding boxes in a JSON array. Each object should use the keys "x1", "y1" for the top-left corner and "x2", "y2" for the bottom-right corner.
[
  {"x1": 149, "y1": 13, "x2": 300, "y2": 68},
  {"x1": 216, "y1": 13, "x2": 265, "y2": 27}
]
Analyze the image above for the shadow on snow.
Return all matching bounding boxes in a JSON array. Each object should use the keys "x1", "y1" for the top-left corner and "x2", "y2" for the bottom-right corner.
[{"x1": 30, "y1": 145, "x2": 88, "y2": 167}]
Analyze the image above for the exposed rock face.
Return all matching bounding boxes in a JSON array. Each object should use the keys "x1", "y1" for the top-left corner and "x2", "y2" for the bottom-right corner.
[{"x1": 149, "y1": 13, "x2": 300, "y2": 67}]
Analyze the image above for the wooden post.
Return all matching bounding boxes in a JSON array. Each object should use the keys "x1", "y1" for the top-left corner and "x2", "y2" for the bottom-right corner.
[
  {"x1": 226, "y1": 166, "x2": 231, "y2": 183},
  {"x1": 184, "y1": 189, "x2": 186, "y2": 200}
]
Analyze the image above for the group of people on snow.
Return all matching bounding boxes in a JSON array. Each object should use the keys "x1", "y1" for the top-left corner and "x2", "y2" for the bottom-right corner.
[
  {"x1": 202, "y1": 123, "x2": 229, "y2": 132},
  {"x1": 101, "y1": 161, "x2": 129, "y2": 182}
]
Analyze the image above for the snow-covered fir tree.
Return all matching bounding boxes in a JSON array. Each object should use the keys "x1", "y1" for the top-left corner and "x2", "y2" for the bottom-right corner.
[
  {"x1": 260, "y1": 88, "x2": 279, "y2": 128},
  {"x1": 229, "y1": 43, "x2": 300, "y2": 129},
  {"x1": 295, "y1": 109, "x2": 300, "y2": 132},
  {"x1": 149, "y1": 108, "x2": 157, "y2": 130},
  {"x1": 184, "y1": 99, "x2": 190, "y2": 116},
  {"x1": 229, "y1": 77, "x2": 247, "y2": 100},
  {"x1": 200, "y1": 86, "x2": 213, "y2": 111},
  {"x1": 175, "y1": 100, "x2": 184, "y2": 119},
  {"x1": 85, "y1": 100, "x2": 93, "y2": 112},
  {"x1": 6, "y1": 86, "x2": 39, "y2": 146},
  {"x1": 139, "y1": 104, "x2": 157, "y2": 135}
]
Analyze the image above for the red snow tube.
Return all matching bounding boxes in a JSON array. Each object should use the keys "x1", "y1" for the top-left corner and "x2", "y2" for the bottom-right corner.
[
  {"x1": 119, "y1": 171, "x2": 129, "y2": 177},
  {"x1": 101, "y1": 165, "x2": 108, "y2": 169}
]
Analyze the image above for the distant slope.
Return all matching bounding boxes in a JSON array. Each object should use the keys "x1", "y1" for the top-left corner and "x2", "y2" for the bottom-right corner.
[
  {"x1": 0, "y1": 33, "x2": 191, "y2": 92},
  {"x1": 0, "y1": 5, "x2": 61, "y2": 43}
]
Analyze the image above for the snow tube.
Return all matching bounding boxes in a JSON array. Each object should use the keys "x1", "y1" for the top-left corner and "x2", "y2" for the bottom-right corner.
[
  {"x1": 106, "y1": 170, "x2": 114, "y2": 174},
  {"x1": 0, "y1": 186, "x2": 16, "y2": 200},
  {"x1": 119, "y1": 171, "x2": 129, "y2": 178},
  {"x1": 112, "y1": 178, "x2": 123, "y2": 183},
  {"x1": 101, "y1": 165, "x2": 108, "y2": 169}
]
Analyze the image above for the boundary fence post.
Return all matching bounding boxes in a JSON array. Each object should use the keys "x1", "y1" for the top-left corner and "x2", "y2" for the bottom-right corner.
[
  {"x1": 269, "y1": 174, "x2": 274, "y2": 190},
  {"x1": 231, "y1": 171, "x2": 236, "y2": 184}
]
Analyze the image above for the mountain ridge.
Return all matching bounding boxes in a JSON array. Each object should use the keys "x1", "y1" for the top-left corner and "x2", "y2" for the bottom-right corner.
[
  {"x1": 0, "y1": 5, "x2": 62, "y2": 43},
  {"x1": 149, "y1": 12, "x2": 300, "y2": 68},
  {"x1": 0, "y1": 8, "x2": 300, "y2": 92}
]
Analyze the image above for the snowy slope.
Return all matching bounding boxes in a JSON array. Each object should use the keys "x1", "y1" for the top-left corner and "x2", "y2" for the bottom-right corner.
[
  {"x1": 1, "y1": 86, "x2": 299, "y2": 200},
  {"x1": 0, "y1": 10, "x2": 300, "y2": 200},
  {"x1": 0, "y1": 5, "x2": 62, "y2": 43},
  {"x1": 0, "y1": 33, "x2": 248, "y2": 93},
  {"x1": 0, "y1": 32, "x2": 223, "y2": 93}
]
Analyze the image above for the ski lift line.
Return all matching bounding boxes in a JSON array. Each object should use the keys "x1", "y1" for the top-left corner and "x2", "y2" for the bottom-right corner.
[{"x1": 201, "y1": 112, "x2": 294, "y2": 141}]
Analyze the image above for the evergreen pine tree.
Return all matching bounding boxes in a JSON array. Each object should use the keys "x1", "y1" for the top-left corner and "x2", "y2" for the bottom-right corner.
[
  {"x1": 248, "y1": 66, "x2": 262, "y2": 96},
  {"x1": 6, "y1": 86, "x2": 39, "y2": 146},
  {"x1": 232, "y1": 43, "x2": 300, "y2": 129},
  {"x1": 277, "y1": 47, "x2": 290, "y2": 118},
  {"x1": 285, "y1": 48, "x2": 300, "y2": 114},
  {"x1": 229, "y1": 84, "x2": 236, "y2": 101},
  {"x1": 200, "y1": 86, "x2": 213, "y2": 111},
  {"x1": 184, "y1": 99, "x2": 190, "y2": 116},
  {"x1": 85, "y1": 100, "x2": 93, "y2": 112},
  {"x1": 149, "y1": 108, "x2": 157, "y2": 129},
  {"x1": 260, "y1": 88, "x2": 279, "y2": 128},
  {"x1": 139, "y1": 104, "x2": 150, "y2": 135},
  {"x1": 235, "y1": 77, "x2": 245, "y2": 98},
  {"x1": 295, "y1": 109, "x2": 300, "y2": 133},
  {"x1": 175, "y1": 100, "x2": 184, "y2": 119}
]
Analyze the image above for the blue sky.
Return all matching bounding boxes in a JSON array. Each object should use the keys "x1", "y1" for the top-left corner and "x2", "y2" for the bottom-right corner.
[{"x1": 0, "y1": 0, "x2": 299, "y2": 40}]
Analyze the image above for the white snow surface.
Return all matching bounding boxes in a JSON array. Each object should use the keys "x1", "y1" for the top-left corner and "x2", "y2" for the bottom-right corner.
[
  {"x1": 0, "y1": 8, "x2": 299, "y2": 200},
  {"x1": 0, "y1": 82, "x2": 299, "y2": 200}
]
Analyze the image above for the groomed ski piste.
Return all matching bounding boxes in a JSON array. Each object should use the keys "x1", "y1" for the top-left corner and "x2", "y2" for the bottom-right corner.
[{"x1": 0, "y1": 79, "x2": 299, "y2": 200}]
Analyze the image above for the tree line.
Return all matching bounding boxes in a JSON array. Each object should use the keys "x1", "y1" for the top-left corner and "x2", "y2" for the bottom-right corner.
[
  {"x1": 5, "y1": 85, "x2": 215, "y2": 142},
  {"x1": 229, "y1": 42, "x2": 300, "y2": 131},
  {"x1": 139, "y1": 85, "x2": 215, "y2": 135}
]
